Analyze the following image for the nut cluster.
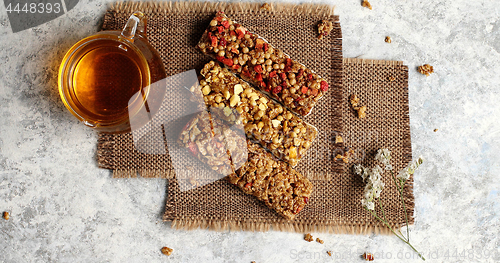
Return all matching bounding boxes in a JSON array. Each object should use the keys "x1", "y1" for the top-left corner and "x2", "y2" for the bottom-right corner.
[
  {"x1": 418, "y1": 64, "x2": 434, "y2": 76},
  {"x1": 317, "y1": 20, "x2": 334, "y2": 39},
  {"x1": 198, "y1": 11, "x2": 329, "y2": 116},
  {"x1": 350, "y1": 94, "x2": 367, "y2": 119},
  {"x1": 199, "y1": 61, "x2": 318, "y2": 167}
]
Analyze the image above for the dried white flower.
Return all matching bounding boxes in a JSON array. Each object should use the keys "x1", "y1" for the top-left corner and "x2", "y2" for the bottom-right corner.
[
  {"x1": 375, "y1": 148, "x2": 392, "y2": 170},
  {"x1": 356, "y1": 164, "x2": 385, "y2": 210},
  {"x1": 396, "y1": 156, "x2": 424, "y2": 182}
]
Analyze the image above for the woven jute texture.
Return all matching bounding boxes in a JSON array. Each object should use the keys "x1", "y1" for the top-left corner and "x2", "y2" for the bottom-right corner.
[{"x1": 97, "y1": 2, "x2": 413, "y2": 233}]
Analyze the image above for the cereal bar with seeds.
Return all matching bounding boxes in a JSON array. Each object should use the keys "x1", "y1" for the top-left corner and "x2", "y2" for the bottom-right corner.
[
  {"x1": 198, "y1": 61, "x2": 318, "y2": 167},
  {"x1": 179, "y1": 112, "x2": 313, "y2": 220},
  {"x1": 197, "y1": 11, "x2": 329, "y2": 117},
  {"x1": 228, "y1": 141, "x2": 313, "y2": 220},
  {"x1": 179, "y1": 111, "x2": 247, "y2": 175}
]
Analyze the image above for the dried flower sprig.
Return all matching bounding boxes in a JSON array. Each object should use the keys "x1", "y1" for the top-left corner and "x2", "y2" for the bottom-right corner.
[{"x1": 355, "y1": 149, "x2": 425, "y2": 261}]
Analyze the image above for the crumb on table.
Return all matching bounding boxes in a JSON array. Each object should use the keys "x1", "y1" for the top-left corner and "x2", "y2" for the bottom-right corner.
[
  {"x1": 3, "y1": 211, "x2": 9, "y2": 220},
  {"x1": 161, "y1": 247, "x2": 173, "y2": 256},
  {"x1": 434, "y1": 129, "x2": 438, "y2": 132},
  {"x1": 363, "y1": 252, "x2": 374, "y2": 261},
  {"x1": 304, "y1": 233, "x2": 313, "y2": 242},
  {"x1": 317, "y1": 20, "x2": 334, "y2": 39},
  {"x1": 388, "y1": 76, "x2": 396, "y2": 82},
  {"x1": 335, "y1": 149, "x2": 355, "y2": 163},
  {"x1": 327, "y1": 251, "x2": 332, "y2": 256},
  {"x1": 362, "y1": 0, "x2": 372, "y2": 10},
  {"x1": 316, "y1": 238, "x2": 324, "y2": 244},
  {"x1": 335, "y1": 135, "x2": 343, "y2": 144},
  {"x1": 385, "y1": 36, "x2": 392, "y2": 43},
  {"x1": 418, "y1": 64, "x2": 434, "y2": 76},
  {"x1": 260, "y1": 3, "x2": 271, "y2": 11},
  {"x1": 350, "y1": 94, "x2": 367, "y2": 118}
]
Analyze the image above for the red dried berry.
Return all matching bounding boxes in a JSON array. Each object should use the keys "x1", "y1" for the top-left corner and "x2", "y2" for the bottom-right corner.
[
  {"x1": 320, "y1": 81, "x2": 329, "y2": 92},
  {"x1": 304, "y1": 197, "x2": 309, "y2": 204},
  {"x1": 281, "y1": 81, "x2": 288, "y2": 88},
  {"x1": 210, "y1": 36, "x2": 218, "y2": 47},
  {"x1": 217, "y1": 26, "x2": 223, "y2": 33},
  {"x1": 244, "y1": 182, "x2": 252, "y2": 188},
  {"x1": 255, "y1": 39, "x2": 265, "y2": 49},
  {"x1": 219, "y1": 38, "x2": 227, "y2": 47},
  {"x1": 307, "y1": 74, "x2": 313, "y2": 81},
  {"x1": 188, "y1": 142, "x2": 198, "y2": 156},
  {"x1": 222, "y1": 58, "x2": 233, "y2": 67},
  {"x1": 263, "y1": 43, "x2": 269, "y2": 52},
  {"x1": 272, "y1": 86, "x2": 282, "y2": 94},
  {"x1": 301, "y1": 86, "x2": 308, "y2": 94},
  {"x1": 216, "y1": 56, "x2": 225, "y2": 62},
  {"x1": 284, "y1": 66, "x2": 291, "y2": 73},
  {"x1": 297, "y1": 69, "x2": 304, "y2": 78},
  {"x1": 294, "y1": 205, "x2": 304, "y2": 214},
  {"x1": 279, "y1": 73, "x2": 287, "y2": 81},
  {"x1": 236, "y1": 27, "x2": 246, "y2": 39},
  {"x1": 256, "y1": 73, "x2": 263, "y2": 82},
  {"x1": 230, "y1": 31, "x2": 236, "y2": 36},
  {"x1": 254, "y1": 65, "x2": 263, "y2": 73},
  {"x1": 286, "y1": 58, "x2": 292, "y2": 67},
  {"x1": 215, "y1": 15, "x2": 223, "y2": 22},
  {"x1": 269, "y1": 71, "x2": 277, "y2": 78},
  {"x1": 260, "y1": 81, "x2": 266, "y2": 88},
  {"x1": 232, "y1": 64, "x2": 240, "y2": 70},
  {"x1": 221, "y1": 20, "x2": 230, "y2": 29}
]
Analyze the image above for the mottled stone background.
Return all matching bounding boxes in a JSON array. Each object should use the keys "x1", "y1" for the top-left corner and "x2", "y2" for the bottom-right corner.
[{"x1": 1, "y1": 0, "x2": 499, "y2": 262}]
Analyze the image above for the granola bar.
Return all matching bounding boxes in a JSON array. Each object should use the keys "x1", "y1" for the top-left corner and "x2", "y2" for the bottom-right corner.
[
  {"x1": 180, "y1": 113, "x2": 313, "y2": 220},
  {"x1": 228, "y1": 141, "x2": 313, "y2": 220},
  {"x1": 198, "y1": 61, "x2": 318, "y2": 167},
  {"x1": 197, "y1": 11, "x2": 329, "y2": 117},
  {"x1": 178, "y1": 111, "x2": 247, "y2": 175}
]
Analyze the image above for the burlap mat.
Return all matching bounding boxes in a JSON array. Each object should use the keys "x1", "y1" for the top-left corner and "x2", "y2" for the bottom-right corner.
[{"x1": 97, "y1": 2, "x2": 413, "y2": 233}]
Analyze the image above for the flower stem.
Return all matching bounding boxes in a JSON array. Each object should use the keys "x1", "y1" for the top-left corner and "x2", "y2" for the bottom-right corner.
[
  {"x1": 392, "y1": 171, "x2": 410, "y2": 241},
  {"x1": 366, "y1": 208, "x2": 425, "y2": 260}
]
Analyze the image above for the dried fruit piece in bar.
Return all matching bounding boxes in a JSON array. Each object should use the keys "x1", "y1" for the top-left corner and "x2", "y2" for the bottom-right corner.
[
  {"x1": 198, "y1": 61, "x2": 318, "y2": 167},
  {"x1": 197, "y1": 11, "x2": 329, "y2": 116}
]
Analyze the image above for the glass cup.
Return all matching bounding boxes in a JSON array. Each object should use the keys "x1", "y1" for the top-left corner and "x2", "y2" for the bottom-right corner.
[{"x1": 58, "y1": 11, "x2": 166, "y2": 133}]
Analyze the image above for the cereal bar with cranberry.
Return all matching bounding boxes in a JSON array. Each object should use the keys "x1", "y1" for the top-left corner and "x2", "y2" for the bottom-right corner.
[{"x1": 197, "y1": 11, "x2": 329, "y2": 116}]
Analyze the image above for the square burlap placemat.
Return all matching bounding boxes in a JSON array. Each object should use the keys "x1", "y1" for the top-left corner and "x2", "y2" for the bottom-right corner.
[{"x1": 97, "y1": 2, "x2": 413, "y2": 233}]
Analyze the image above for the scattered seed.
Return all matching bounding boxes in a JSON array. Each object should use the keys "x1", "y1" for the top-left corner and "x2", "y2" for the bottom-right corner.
[
  {"x1": 161, "y1": 247, "x2": 173, "y2": 256},
  {"x1": 260, "y1": 3, "x2": 271, "y2": 11},
  {"x1": 418, "y1": 64, "x2": 434, "y2": 76},
  {"x1": 363, "y1": 252, "x2": 374, "y2": 261},
  {"x1": 362, "y1": 0, "x2": 372, "y2": 10}
]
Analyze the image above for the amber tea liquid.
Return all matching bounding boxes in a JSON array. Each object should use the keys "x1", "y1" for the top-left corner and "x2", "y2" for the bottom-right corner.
[{"x1": 60, "y1": 37, "x2": 151, "y2": 131}]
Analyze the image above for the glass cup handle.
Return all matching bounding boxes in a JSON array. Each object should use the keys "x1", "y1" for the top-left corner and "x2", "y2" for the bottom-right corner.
[{"x1": 121, "y1": 11, "x2": 147, "y2": 43}]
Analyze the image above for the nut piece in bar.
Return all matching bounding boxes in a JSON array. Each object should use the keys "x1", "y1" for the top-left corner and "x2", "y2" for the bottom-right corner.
[
  {"x1": 198, "y1": 61, "x2": 318, "y2": 167},
  {"x1": 197, "y1": 11, "x2": 329, "y2": 116},
  {"x1": 317, "y1": 20, "x2": 333, "y2": 39}
]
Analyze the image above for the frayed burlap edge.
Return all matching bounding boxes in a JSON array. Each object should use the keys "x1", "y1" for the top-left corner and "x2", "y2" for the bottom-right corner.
[
  {"x1": 165, "y1": 218, "x2": 402, "y2": 235},
  {"x1": 108, "y1": 1, "x2": 335, "y2": 16}
]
